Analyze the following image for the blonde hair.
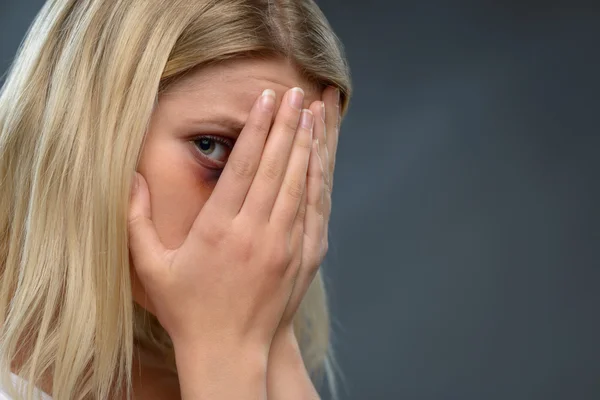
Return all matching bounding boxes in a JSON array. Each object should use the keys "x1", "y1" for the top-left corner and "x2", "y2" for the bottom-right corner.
[{"x1": 0, "y1": 0, "x2": 351, "y2": 399}]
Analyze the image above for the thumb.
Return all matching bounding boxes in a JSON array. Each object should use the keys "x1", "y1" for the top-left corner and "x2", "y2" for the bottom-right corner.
[{"x1": 128, "y1": 172, "x2": 166, "y2": 279}]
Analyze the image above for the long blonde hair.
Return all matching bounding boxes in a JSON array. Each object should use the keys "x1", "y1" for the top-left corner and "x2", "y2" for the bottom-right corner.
[{"x1": 0, "y1": 0, "x2": 351, "y2": 398}]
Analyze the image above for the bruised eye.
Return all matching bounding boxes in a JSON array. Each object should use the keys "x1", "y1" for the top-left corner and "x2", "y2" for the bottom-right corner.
[{"x1": 192, "y1": 135, "x2": 233, "y2": 167}]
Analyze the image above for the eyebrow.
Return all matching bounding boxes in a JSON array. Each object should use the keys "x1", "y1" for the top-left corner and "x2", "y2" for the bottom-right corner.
[{"x1": 186, "y1": 115, "x2": 246, "y2": 135}]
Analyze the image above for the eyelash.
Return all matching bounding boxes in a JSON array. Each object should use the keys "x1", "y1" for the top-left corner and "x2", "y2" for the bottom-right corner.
[{"x1": 192, "y1": 134, "x2": 235, "y2": 169}]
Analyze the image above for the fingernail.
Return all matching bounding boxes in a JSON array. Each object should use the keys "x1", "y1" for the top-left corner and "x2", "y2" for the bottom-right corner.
[
  {"x1": 288, "y1": 87, "x2": 304, "y2": 110},
  {"x1": 131, "y1": 173, "x2": 140, "y2": 196},
  {"x1": 260, "y1": 89, "x2": 276, "y2": 111},
  {"x1": 321, "y1": 101, "x2": 326, "y2": 122},
  {"x1": 300, "y1": 109, "x2": 314, "y2": 130},
  {"x1": 321, "y1": 101, "x2": 327, "y2": 140},
  {"x1": 329, "y1": 86, "x2": 340, "y2": 107}
]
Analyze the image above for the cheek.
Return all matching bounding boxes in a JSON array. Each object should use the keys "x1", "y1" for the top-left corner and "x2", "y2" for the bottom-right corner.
[{"x1": 137, "y1": 140, "x2": 216, "y2": 250}]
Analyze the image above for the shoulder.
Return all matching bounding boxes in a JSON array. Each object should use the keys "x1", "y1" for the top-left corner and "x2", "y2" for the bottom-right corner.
[
  {"x1": 0, "y1": 372, "x2": 52, "y2": 400},
  {"x1": 0, "y1": 389, "x2": 12, "y2": 400},
  {"x1": 0, "y1": 373, "x2": 16, "y2": 399},
  {"x1": 0, "y1": 373, "x2": 17, "y2": 399}
]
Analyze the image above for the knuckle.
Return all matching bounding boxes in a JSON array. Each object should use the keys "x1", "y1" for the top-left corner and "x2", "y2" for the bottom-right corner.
[
  {"x1": 315, "y1": 208, "x2": 325, "y2": 222},
  {"x1": 295, "y1": 134, "x2": 313, "y2": 150},
  {"x1": 282, "y1": 114, "x2": 301, "y2": 132},
  {"x1": 229, "y1": 158, "x2": 254, "y2": 178},
  {"x1": 266, "y1": 244, "x2": 292, "y2": 272},
  {"x1": 198, "y1": 219, "x2": 228, "y2": 246},
  {"x1": 285, "y1": 178, "x2": 304, "y2": 199},
  {"x1": 296, "y1": 204, "x2": 307, "y2": 221},
  {"x1": 260, "y1": 156, "x2": 283, "y2": 181},
  {"x1": 314, "y1": 201, "x2": 324, "y2": 217},
  {"x1": 246, "y1": 115, "x2": 269, "y2": 133}
]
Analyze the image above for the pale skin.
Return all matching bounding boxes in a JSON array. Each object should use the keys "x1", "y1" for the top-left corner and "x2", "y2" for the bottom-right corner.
[{"x1": 127, "y1": 57, "x2": 342, "y2": 399}]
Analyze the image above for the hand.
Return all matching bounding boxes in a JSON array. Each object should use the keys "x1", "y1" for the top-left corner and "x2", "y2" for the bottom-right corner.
[
  {"x1": 266, "y1": 87, "x2": 341, "y2": 400},
  {"x1": 128, "y1": 87, "x2": 316, "y2": 350},
  {"x1": 274, "y1": 86, "x2": 341, "y2": 332}
]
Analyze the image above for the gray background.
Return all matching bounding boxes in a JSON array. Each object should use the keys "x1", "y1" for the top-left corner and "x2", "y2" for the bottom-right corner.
[{"x1": 2, "y1": 1, "x2": 599, "y2": 399}]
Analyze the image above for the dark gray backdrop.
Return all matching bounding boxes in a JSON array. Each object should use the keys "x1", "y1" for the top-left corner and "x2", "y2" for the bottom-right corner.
[{"x1": 2, "y1": 1, "x2": 599, "y2": 399}]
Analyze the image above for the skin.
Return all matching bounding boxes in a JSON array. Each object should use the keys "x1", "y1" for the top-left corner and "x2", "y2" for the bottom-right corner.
[
  {"x1": 135, "y1": 57, "x2": 321, "y2": 260},
  {"x1": 128, "y1": 57, "x2": 341, "y2": 399}
]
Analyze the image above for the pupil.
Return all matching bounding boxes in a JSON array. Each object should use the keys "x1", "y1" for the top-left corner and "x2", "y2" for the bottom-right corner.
[{"x1": 199, "y1": 138, "x2": 212, "y2": 152}]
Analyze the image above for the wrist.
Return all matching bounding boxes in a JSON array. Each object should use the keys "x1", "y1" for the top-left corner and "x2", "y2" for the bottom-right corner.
[
  {"x1": 270, "y1": 326, "x2": 301, "y2": 358},
  {"x1": 173, "y1": 336, "x2": 270, "y2": 374},
  {"x1": 268, "y1": 327, "x2": 308, "y2": 374},
  {"x1": 267, "y1": 327, "x2": 320, "y2": 400},
  {"x1": 173, "y1": 338, "x2": 269, "y2": 400}
]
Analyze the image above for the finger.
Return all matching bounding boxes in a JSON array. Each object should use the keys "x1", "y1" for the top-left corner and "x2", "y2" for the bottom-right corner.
[
  {"x1": 322, "y1": 86, "x2": 341, "y2": 185},
  {"x1": 303, "y1": 139, "x2": 326, "y2": 268},
  {"x1": 286, "y1": 184, "x2": 309, "y2": 315},
  {"x1": 320, "y1": 88, "x2": 339, "y2": 236},
  {"x1": 206, "y1": 89, "x2": 276, "y2": 216},
  {"x1": 322, "y1": 198, "x2": 330, "y2": 262},
  {"x1": 310, "y1": 101, "x2": 330, "y2": 190},
  {"x1": 287, "y1": 197, "x2": 306, "y2": 307},
  {"x1": 290, "y1": 187, "x2": 308, "y2": 258},
  {"x1": 295, "y1": 178, "x2": 308, "y2": 228},
  {"x1": 128, "y1": 173, "x2": 167, "y2": 279},
  {"x1": 311, "y1": 98, "x2": 333, "y2": 241},
  {"x1": 242, "y1": 87, "x2": 305, "y2": 218},
  {"x1": 269, "y1": 109, "x2": 314, "y2": 229}
]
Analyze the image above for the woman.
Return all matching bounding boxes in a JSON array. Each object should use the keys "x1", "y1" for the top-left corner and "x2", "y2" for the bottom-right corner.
[{"x1": 0, "y1": 0, "x2": 351, "y2": 398}]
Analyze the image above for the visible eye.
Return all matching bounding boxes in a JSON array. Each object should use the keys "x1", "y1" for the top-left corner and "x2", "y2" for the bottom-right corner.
[{"x1": 192, "y1": 135, "x2": 233, "y2": 168}]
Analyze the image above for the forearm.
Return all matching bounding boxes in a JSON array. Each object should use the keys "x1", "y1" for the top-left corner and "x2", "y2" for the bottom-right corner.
[
  {"x1": 174, "y1": 339, "x2": 269, "y2": 400},
  {"x1": 267, "y1": 329, "x2": 320, "y2": 400}
]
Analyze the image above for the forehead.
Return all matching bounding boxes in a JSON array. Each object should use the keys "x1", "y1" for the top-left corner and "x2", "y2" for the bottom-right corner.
[{"x1": 160, "y1": 58, "x2": 323, "y2": 126}]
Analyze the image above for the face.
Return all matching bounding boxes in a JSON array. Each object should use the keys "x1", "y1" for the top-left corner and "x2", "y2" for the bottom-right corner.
[{"x1": 132, "y1": 57, "x2": 322, "y2": 310}]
